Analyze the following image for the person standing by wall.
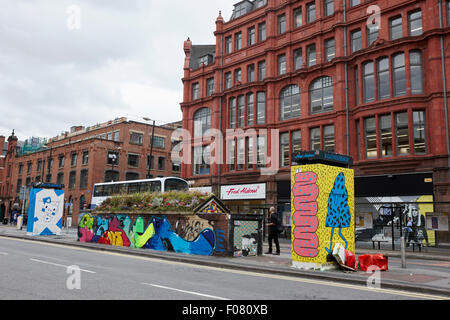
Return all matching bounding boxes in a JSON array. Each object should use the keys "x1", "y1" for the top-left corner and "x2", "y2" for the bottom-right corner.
[{"x1": 265, "y1": 207, "x2": 280, "y2": 255}]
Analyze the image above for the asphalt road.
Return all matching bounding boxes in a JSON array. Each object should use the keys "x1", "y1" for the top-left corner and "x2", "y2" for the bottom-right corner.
[{"x1": 0, "y1": 236, "x2": 446, "y2": 301}]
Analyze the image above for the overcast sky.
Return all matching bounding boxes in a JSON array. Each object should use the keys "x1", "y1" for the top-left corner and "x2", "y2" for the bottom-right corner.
[{"x1": 0, "y1": 0, "x2": 234, "y2": 140}]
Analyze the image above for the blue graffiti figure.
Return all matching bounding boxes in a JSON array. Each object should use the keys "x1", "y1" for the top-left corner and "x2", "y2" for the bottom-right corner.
[
  {"x1": 325, "y1": 173, "x2": 351, "y2": 254},
  {"x1": 150, "y1": 216, "x2": 216, "y2": 256}
]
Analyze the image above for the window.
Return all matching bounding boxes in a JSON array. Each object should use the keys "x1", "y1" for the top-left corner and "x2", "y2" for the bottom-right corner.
[
  {"x1": 193, "y1": 145, "x2": 210, "y2": 175},
  {"x1": 248, "y1": 26, "x2": 256, "y2": 46},
  {"x1": 324, "y1": 0, "x2": 334, "y2": 16},
  {"x1": 229, "y1": 98, "x2": 236, "y2": 128},
  {"x1": 255, "y1": 0, "x2": 267, "y2": 8},
  {"x1": 237, "y1": 138, "x2": 245, "y2": 171},
  {"x1": 278, "y1": 54, "x2": 286, "y2": 75},
  {"x1": 80, "y1": 169, "x2": 88, "y2": 189},
  {"x1": 27, "y1": 162, "x2": 32, "y2": 174},
  {"x1": 107, "y1": 151, "x2": 119, "y2": 166},
  {"x1": 257, "y1": 92, "x2": 266, "y2": 124},
  {"x1": 278, "y1": 14, "x2": 286, "y2": 34},
  {"x1": 104, "y1": 170, "x2": 119, "y2": 182},
  {"x1": 237, "y1": 95, "x2": 245, "y2": 127},
  {"x1": 56, "y1": 172, "x2": 64, "y2": 185},
  {"x1": 127, "y1": 154, "x2": 140, "y2": 168},
  {"x1": 157, "y1": 157, "x2": 165, "y2": 171},
  {"x1": 18, "y1": 163, "x2": 23, "y2": 175},
  {"x1": 350, "y1": 0, "x2": 360, "y2": 6},
  {"x1": 234, "y1": 68, "x2": 242, "y2": 84},
  {"x1": 113, "y1": 130, "x2": 120, "y2": 141},
  {"x1": 58, "y1": 155, "x2": 65, "y2": 168},
  {"x1": 379, "y1": 115, "x2": 393, "y2": 157},
  {"x1": 390, "y1": 16, "x2": 403, "y2": 40},
  {"x1": 367, "y1": 25, "x2": 379, "y2": 46},
  {"x1": 408, "y1": 10, "x2": 422, "y2": 36},
  {"x1": 307, "y1": 44, "x2": 316, "y2": 66},
  {"x1": 410, "y1": 51, "x2": 423, "y2": 94},
  {"x1": 307, "y1": 2, "x2": 316, "y2": 23},
  {"x1": 207, "y1": 78, "x2": 214, "y2": 96},
  {"x1": 323, "y1": 125, "x2": 335, "y2": 152},
  {"x1": 310, "y1": 76, "x2": 333, "y2": 113},
  {"x1": 377, "y1": 57, "x2": 390, "y2": 100},
  {"x1": 396, "y1": 112, "x2": 409, "y2": 155},
  {"x1": 413, "y1": 110, "x2": 426, "y2": 154},
  {"x1": 258, "y1": 61, "x2": 266, "y2": 81},
  {"x1": 225, "y1": 36, "x2": 232, "y2": 54},
  {"x1": 351, "y1": 29, "x2": 362, "y2": 53},
  {"x1": 82, "y1": 150, "x2": 89, "y2": 165},
  {"x1": 393, "y1": 53, "x2": 406, "y2": 96},
  {"x1": 193, "y1": 107, "x2": 211, "y2": 137},
  {"x1": 68, "y1": 171, "x2": 76, "y2": 190},
  {"x1": 258, "y1": 22, "x2": 266, "y2": 42},
  {"x1": 37, "y1": 159, "x2": 42, "y2": 172},
  {"x1": 364, "y1": 117, "x2": 377, "y2": 159},
  {"x1": 294, "y1": 7, "x2": 302, "y2": 28},
  {"x1": 247, "y1": 93, "x2": 254, "y2": 126},
  {"x1": 246, "y1": 136, "x2": 255, "y2": 169},
  {"x1": 225, "y1": 72, "x2": 232, "y2": 89},
  {"x1": 280, "y1": 85, "x2": 300, "y2": 120},
  {"x1": 280, "y1": 132, "x2": 290, "y2": 167},
  {"x1": 247, "y1": 64, "x2": 255, "y2": 82},
  {"x1": 228, "y1": 139, "x2": 235, "y2": 171},
  {"x1": 257, "y1": 136, "x2": 266, "y2": 168},
  {"x1": 310, "y1": 127, "x2": 321, "y2": 151},
  {"x1": 325, "y1": 38, "x2": 335, "y2": 61},
  {"x1": 356, "y1": 119, "x2": 361, "y2": 160},
  {"x1": 151, "y1": 136, "x2": 165, "y2": 149},
  {"x1": 130, "y1": 131, "x2": 143, "y2": 145},
  {"x1": 235, "y1": 32, "x2": 242, "y2": 51},
  {"x1": 71, "y1": 153, "x2": 77, "y2": 167},
  {"x1": 192, "y1": 82, "x2": 199, "y2": 100},
  {"x1": 292, "y1": 130, "x2": 302, "y2": 154},
  {"x1": 294, "y1": 48, "x2": 303, "y2": 70},
  {"x1": 363, "y1": 61, "x2": 375, "y2": 102}
]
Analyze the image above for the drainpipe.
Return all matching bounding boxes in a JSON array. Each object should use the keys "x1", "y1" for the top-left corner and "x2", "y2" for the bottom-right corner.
[
  {"x1": 438, "y1": 0, "x2": 450, "y2": 179},
  {"x1": 343, "y1": 0, "x2": 350, "y2": 155},
  {"x1": 217, "y1": 34, "x2": 224, "y2": 195}
]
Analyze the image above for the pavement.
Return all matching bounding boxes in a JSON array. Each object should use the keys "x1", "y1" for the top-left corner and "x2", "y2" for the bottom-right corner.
[{"x1": 1, "y1": 224, "x2": 450, "y2": 299}]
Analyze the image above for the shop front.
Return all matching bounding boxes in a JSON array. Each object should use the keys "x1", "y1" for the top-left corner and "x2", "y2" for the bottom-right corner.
[{"x1": 219, "y1": 183, "x2": 266, "y2": 214}]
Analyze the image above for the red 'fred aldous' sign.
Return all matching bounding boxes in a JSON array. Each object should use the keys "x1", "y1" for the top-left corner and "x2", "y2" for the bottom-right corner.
[{"x1": 220, "y1": 183, "x2": 266, "y2": 200}]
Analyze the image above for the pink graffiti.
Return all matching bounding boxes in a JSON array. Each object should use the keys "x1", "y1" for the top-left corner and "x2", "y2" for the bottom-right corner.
[{"x1": 292, "y1": 171, "x2": 319, "y2": 258}]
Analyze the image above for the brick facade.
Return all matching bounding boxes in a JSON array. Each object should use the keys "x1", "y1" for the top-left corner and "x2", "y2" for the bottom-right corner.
[{"x1": 181, "y1": 0, "x2": 450, "y2": 239}]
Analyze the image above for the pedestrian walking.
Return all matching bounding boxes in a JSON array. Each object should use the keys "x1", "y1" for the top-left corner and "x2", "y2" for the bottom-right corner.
[
  {"x1": 405, "y1": 217, "x2": 413, "y2": 247},
  {"x1": 265, "y1": 207, "x2": 280, "y2": 255}
]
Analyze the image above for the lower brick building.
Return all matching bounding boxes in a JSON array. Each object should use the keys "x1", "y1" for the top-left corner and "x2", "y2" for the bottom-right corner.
[{"x1": 0, "y1": 117, "x2": 182, "y2": 224}]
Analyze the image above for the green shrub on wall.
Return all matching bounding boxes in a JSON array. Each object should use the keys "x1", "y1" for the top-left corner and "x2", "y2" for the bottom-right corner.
[{"x1": 94, "y1": 191, "x2": 211, "y2": 213}]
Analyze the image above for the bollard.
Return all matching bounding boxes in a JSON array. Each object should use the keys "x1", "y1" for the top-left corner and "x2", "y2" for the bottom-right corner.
[{"x1": 400, "y1": 236, "x2": 406, "y2": 268}]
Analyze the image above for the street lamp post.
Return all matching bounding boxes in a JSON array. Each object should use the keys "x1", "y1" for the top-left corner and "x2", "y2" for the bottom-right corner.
[
  {"x1": 109, "y1": 153, "x2": 117, "y2": 182},
  {"x1": 143, "y1": 117, "x2": 156, "y2": 179}
]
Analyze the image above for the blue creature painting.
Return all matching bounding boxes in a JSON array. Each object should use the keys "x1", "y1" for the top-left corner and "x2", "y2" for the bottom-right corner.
[{"x1": 325, "y1": 172, "x2": 351, "y2": 254}]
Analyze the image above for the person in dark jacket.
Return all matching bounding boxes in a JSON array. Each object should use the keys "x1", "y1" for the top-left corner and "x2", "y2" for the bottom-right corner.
[{"x1": 265, "y1": 207, "x2": 280, "y2": 255}]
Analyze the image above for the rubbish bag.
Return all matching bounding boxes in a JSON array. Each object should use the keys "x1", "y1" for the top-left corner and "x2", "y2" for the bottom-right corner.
[
  {"x1": 332, "y1": 243, "x2": 346, "y2": 265},
  {"x1": 358, "y1": 254, "x2": 388, "y2": 272}
]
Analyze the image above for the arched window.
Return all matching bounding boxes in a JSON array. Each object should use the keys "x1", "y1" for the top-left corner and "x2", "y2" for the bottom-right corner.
[
  {"x1": 310, "y1": 77, "x2": 333, "y2": 114},
  {"x1": 410, "y1": 50, "x2": 423, "y2": 94},
  {"x1": 280, "y1": 85, "x2": 300, "y2": 120},
  {"x1": 193, "y1": 107, "x2": 211, "y2": 137}
]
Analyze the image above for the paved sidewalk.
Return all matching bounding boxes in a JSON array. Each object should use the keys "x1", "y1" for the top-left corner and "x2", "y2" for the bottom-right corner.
[{"x1": 1, "y1": 225, "x2": 449, "y2": 298}]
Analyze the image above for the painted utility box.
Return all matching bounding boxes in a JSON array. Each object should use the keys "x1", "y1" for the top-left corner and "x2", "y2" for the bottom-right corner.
[
  {"x1": 27, "y1": 184, "x2": 64, "y2": 236},
  {"x1": 291, "y1": 151, "x2": 354, "y2": 270}
]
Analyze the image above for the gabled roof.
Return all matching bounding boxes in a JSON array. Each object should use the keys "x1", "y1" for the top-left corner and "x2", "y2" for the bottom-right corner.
[{"x1": 194, "y1": 195, "x2": 230, "y2": 214}]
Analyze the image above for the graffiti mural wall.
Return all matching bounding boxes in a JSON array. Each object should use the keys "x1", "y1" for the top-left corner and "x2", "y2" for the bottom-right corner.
[
  {"x1": 27, "y1": 188, "x2": 64, "y2": 236},
  {"x1": 291, "y1": 164, "x2": 355, "y2": 269},
  {"x1": 78, "y1": 212, "x2": 228, "y2": 256}
]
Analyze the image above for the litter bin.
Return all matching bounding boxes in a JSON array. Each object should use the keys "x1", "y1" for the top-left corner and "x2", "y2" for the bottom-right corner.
[{"x1": 16, "y1": 215, "x2": 23, "y2": 230}]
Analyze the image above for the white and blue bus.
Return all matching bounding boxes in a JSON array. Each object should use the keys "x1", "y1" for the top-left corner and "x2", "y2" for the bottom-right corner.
[{"x1": 90, "y1": 177, "x2": 189, "y2": 209}]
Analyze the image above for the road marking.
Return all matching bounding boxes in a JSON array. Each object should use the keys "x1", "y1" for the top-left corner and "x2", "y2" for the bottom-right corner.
[
  {"x1": 30, "y1": 258, "x2": 96, "y2": 274},
  {"x1": 2, "y1": 236, "x2": 447, "y2": 300},
  {"x1": 141, "y1": 282, "x2": 230, "y2": 300}
]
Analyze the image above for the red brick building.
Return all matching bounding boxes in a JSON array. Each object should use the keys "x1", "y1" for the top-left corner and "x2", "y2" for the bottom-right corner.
[
  {"x1": 0, "y1": 118, "x2": 182, "y2": 223},
  {"x1": 181, "y1": 0, "x2": 450, "y2": 240}
]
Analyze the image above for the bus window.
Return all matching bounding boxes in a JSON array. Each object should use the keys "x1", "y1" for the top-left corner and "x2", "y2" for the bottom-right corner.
[
  {"x1": 121, "y1": 183, "x2": 129, "y2": 194},
  {"x1": 112, "y1": 184, "x2": 122, "y2": 195},
  {"x1": 164, "y1": 178, "x2": 189, "y2": 192},
  {"x1": 103, "y1": 185, "x2": 113, "y2": 197},
  {"x1": 93, "y1": 185, "x2": 104, "y2": 197},
  {"x1": 128, "y1": 183, "x2": 140, "y2": 193}
]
